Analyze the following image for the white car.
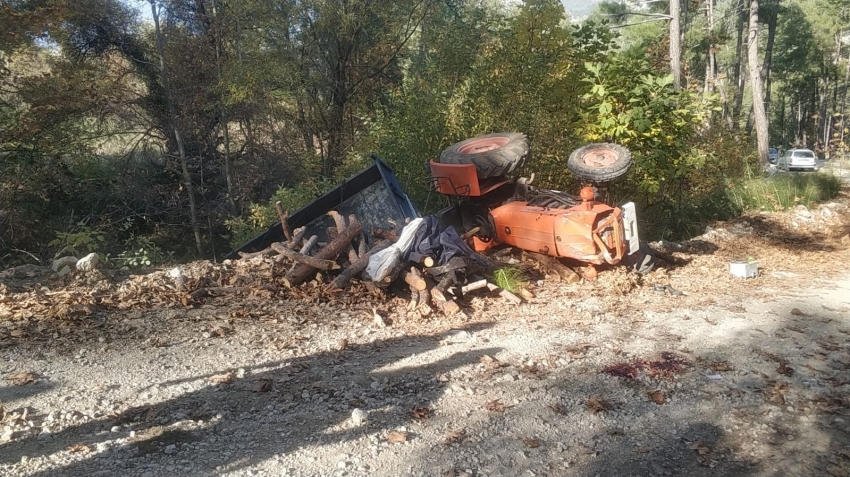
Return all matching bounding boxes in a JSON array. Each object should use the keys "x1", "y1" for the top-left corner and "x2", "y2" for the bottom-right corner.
[{"x1": 777, "y1": 148, "x2": 817, "y2": 171}]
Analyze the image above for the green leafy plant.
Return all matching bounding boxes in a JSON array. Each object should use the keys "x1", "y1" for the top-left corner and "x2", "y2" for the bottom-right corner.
[
  {"x1": 114, "y1": 235, "x2": 173, "y2": 268},
  {"x1": 491, "y1": 267, "x2": 526, "y2": 294},
  {"x1": 48, "y1": 223, "x2": 106, "y2": 257}
]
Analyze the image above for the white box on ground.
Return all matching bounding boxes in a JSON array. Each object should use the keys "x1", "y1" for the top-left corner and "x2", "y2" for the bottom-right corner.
[{"x1": 730, "y1": 260, "x2": 758, "y2": 278}]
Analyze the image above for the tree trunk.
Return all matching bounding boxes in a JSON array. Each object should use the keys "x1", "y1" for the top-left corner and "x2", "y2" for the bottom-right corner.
[
  {"x1": 733, "y1": 0, "x2": 747, "y2": 127},
  {"x1": 705, "y1": 0, "x2": 715, "y2": 94},
  {"x1": 212, "y1": 0, "x2": 237, "y2": 214},
  {"x1": 151, "y1": 0, "x2": 204, "y2": 256},
  {"x1": 748, "y1": 0, "x2": 769, "y2": 167},
  {"x1": 760, "y1": 0, "x2": 778, "y2": 119},
  {"x1": 669, "y1": 0, "x2": 682, "y2": 89}
]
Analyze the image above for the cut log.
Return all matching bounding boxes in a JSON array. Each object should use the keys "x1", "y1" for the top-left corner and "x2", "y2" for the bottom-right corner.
[
  {"x1": 371, "y1": 228, "x2": 399, "y2": 242},
  {"x1": 327, "y1": 211, "x2": 358, "y2": 263},
  {"x1": 300, "y1": 235, "x2": 319, "y2": 255},
  {"x1": 419, "y1": 256, "x2": 435, "y2": 268},
  {"x1": 327, "y1": 210, "x2": 347, "y2": 232},
  {"x1": 404, "y1": 267, "x2": 427, "y2": 291},
  {"x1": 287, "y1": 218, "x2": 363, "y2": 285},
  {"x1": 526, "y1": 252, "x2": 581, "y2": 283},
  {"x1": 271, "y1": 243, "x2": 341, "y2": 270},
  {"x1": 461, "y1": 279, "x2": 489, "y2": 294},
  {"x1": 486, "y1": 282, "x2": 522, "y2": 305},
  {"x1": 417, "y1": 288, "x2": 431, "y2": 315},
  {"x1": 357, "y1": 233, "x2": 368, "y2": 257},
  {"x1": 275, "y1": 202, "x2": 293, "y2": 242},
  {"x1": 433, "y1": 275, "x2": 454, "y2": 302},
  {"x1": 238, "y1": 247, "x2": 274, "y2": 260},
  {"x1": 429, "y1": 286, "x2": 461, "y2": 316},
  {"x1": 425, "y1": 256, "x2": 468, "y2": 278},
  {"x1": 379, "y1": 258, "x2": 407, "y2": 286},
  {"x1": 288, "y1": 227, "x2": 306, "y2": 250},
  {"x1": 327, "y1": 240, "x2": 391, "y2": 291},
  {"x1": 407, "y1": 284, "x2": 419, "y2": 311}
]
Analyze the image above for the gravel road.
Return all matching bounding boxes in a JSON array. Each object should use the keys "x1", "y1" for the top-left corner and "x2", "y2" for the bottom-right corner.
[
  {"x1": 2, "y1": 269, "x2": 850, "y2": 477},
  {"x1": 2, "y1": 193, "x2": 850, "y2": 477}
]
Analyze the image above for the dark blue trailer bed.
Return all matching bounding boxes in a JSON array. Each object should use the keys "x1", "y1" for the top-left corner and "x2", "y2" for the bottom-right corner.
[{"x1": 224, "y1": 157, "x2": 418, "y2": 260}]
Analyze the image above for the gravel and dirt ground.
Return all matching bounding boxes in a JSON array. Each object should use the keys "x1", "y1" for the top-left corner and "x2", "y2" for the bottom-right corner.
[{"x1": 2, "y1": 190, "x2": 850, "y2": 477}]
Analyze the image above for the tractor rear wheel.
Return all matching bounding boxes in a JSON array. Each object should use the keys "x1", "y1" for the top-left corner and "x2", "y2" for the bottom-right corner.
[
  {"x1": 567, "y1": 143, "x2": 632, "y2": 182},
  {"x1": 440, "y1": 132, "x2": 530, "y2": 179}
]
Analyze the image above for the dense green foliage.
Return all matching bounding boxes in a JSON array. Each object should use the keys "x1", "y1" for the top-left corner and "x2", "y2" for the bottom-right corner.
[{"x1": 0, "y1": 0, "x2": 845, "y2": 267}]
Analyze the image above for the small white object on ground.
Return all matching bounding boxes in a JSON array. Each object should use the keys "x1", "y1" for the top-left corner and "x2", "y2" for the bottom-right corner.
[
  {"x1": 351, "y1": 408, "x2": 368, "y2": 425},
  {"x1": 76, "y1": 253, "x2": 100, "y2": 271}
]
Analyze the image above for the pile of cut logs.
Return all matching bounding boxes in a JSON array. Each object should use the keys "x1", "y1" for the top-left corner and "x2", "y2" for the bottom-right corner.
[{"x1": 235, "y1": 202, "x2": 526, "y2": 316}]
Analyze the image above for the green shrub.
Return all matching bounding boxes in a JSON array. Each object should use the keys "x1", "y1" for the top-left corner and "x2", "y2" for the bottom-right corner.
[
  {"x1": 224, "y1": 179, "x2": 336, "y2": 247},
  {"x1": 48, "y1": 223, "x2": 106, "y2": 258}
]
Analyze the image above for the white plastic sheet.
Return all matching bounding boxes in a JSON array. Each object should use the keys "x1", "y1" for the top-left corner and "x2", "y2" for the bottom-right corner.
[{"x1": 365, "y1": 218, "x2": 424, "y2": 281}]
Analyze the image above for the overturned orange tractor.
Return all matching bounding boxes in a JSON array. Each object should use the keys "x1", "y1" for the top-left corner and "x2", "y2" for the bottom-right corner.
[{"x1": 429, "y1": 133, "x2": 643, "y2": 276}]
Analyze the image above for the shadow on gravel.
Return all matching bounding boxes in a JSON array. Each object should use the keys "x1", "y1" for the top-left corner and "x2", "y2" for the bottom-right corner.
[
  {"x1": 0, "y1": 321, "x2": 499, "y2": 476},
  {"x1": 396, "y1": 298, "x2": 850, "y2": 476}
]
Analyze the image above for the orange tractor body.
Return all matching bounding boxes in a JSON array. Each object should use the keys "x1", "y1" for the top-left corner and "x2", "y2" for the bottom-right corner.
[{"x1": 429, "y1": 158, "x2": 639, "y2": 269}]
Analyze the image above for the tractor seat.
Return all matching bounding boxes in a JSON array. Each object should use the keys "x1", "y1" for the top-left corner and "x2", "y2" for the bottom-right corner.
[{"x1": 429, "y1": 160, "x2": 508, "y2": 197}]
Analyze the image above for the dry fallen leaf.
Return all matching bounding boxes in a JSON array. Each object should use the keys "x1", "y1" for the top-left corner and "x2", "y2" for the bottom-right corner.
[
  {"x1": 9, "y1": 329, "x2": 26, "y2": 338},
  {"x1": 790, "y1": 308, "x2": 805, "y2": 316},
  {"x1": 484, "y1": 399, "x2": 506, "y2": 413},
  {"x1": 386, "y1": 430, "x2": 408, "y2": 444},
  {"x1": 634, "y1": 446, "x2": 653, "y2": 454},
  {"x1": 6, "y1": 372, "x2": 37, "y2": 386},
  {"x1": 522, "y1": 437, "x2": 540, "y2": 448},
  {"x1": 648, "y1": 389, "x2": 666, "y2": 405},
  {"x1": 410, "y1": 407, "x2": 433, "y2": 420},
  {"x1": 208, "y1": 373, "x2": 234, "y2": 385},
  {"x1": 777, "y1": 363, "x2": 794, "y2": 377},
  {"x1": 442, "y1": 429, "x2": 466, "y2": 445},
  {"x1": 67, "y1": 444, "x2": 92, "y2": 453},
  {"x1": 548, "y1": 403, "x2": 566, "y2": 415},
  {"x1": 585, "y1": 396, "x2": 613, "y2": 414}
]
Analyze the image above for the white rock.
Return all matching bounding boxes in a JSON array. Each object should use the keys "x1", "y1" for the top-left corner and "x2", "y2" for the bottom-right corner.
[
  {"x1": 168, "y1": 267, "x2": 187, "y2": 290},
  {"x1": 111, "y1": 426, "x2": 121, "y2": 433},
  {"x1": 52, "y1": 256, "x2": 78, "y2": 272},
  {"x1": 164, "y1": 444, "x2": 176, "y2": 454},
  {"x1": 337, "y1": 460, "x2": 348, "y2": 469},
  {"x1": 76, "y1": 253, "x2": 100, "y2": 271},
  {"x1": 351, "y1": 408, "x2": 368, "y2": 425}
]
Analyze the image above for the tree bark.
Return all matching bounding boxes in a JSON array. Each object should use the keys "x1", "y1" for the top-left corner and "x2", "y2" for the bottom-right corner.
[
  {"x1": 748, "y1": 0, "x2": 770, "y2": 167},
  {"x1": 287, "y1": 217, "x2": 362, "y2": 285},
  {"x1": 271, "y1": 242, "x2": 341, "y2": 270},
  {"x1": 760, "y1": 0, "x2": 779, "y2": 119},
  {"x1": 212, "y1": 0, "x2": 237, "y2": 214},
  {"x1": 669, "y1": 0, "x2": 682, "y2": 89},
  {"x1": 733, "y1": 0, "x2": 747, "y2": 127},
  {"x1": 151, "y1": 0, "x2": 204, "y2": 256}
]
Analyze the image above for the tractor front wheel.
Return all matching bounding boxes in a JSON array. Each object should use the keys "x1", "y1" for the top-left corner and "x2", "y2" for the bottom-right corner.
[{"x1": 567, "y1": 143, "x2": 632, "y2": 182}]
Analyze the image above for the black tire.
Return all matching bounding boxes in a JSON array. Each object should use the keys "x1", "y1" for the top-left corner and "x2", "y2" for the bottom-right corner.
[
  {"x1": 567, "y1": 143, "x2": 632, "y2": 182},
  {"x1": 440, "y1": 132, "x2": 531, "y2": 179}
]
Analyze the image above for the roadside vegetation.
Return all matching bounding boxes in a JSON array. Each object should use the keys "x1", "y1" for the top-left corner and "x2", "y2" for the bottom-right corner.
[{"x1": 0, "y1": 0, "x2": 846, "y2": 267}]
